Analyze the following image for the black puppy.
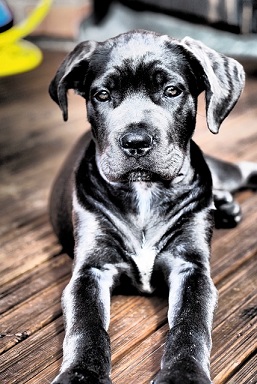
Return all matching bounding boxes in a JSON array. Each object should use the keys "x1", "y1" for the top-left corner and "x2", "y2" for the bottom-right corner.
[{"x1": 49, "y1": 30, "x2": 255, "y2": 384}]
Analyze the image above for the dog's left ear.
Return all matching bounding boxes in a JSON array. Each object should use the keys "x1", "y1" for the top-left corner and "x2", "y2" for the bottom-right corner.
[
  {"x1": 181, "y1": 37, "x2": 245, "y2": 134},
  {"x1": 49, "y1": 40, "x2": 98, "y2": 121}
]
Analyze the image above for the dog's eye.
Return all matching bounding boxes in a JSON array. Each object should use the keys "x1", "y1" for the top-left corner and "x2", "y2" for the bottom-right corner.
[
  {"x1": 164, "y1": 86, "x2": 181, "y2": 98},
  {"x1": 94, "y1": 90, "x2": 110, "y2": 102}
]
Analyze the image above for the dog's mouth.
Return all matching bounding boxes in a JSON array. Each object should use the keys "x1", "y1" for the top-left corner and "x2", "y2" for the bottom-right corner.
[
  {"x1": 128, "y1": 170, "x2": 153, "y2": 182},
  {"x1": 125, "y1": 169, "x2": 169, "y2": 183}
]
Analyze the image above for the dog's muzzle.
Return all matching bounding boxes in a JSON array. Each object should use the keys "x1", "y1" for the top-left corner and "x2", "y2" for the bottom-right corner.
[{"x1": 120, "y1": 130, "x2": 153, "y2": 158}]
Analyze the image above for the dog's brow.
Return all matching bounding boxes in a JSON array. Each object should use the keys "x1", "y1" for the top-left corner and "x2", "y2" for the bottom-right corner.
[
  {"x1": 102, "y1": 60, "x2": 183, "y2": 85},
  {"x1": 93, "y1": 69, "x2": 119, "y2": 88}
]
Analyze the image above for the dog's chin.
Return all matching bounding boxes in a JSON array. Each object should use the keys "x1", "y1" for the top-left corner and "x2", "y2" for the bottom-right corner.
[
  {"x1": 127, "y1": 170, "x2": 154, "y2": 182},
  {"x1": 104, "y1": 169, "x2": 172, "y2": 183},
  {"x1": 103, "y1": 171, "x2": 154, "y2": 183}
]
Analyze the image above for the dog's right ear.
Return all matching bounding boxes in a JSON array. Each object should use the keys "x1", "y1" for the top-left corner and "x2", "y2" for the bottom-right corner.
[{"x1": 49, "y1": 40, "x2": 98, "y2": 121}]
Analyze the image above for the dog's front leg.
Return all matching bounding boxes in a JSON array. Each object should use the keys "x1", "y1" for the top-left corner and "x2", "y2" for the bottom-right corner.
[
  {"x1": 52, "y1": 264, "x2": 117, "y2": 384},
  {"x1": 153, "y1": 255, "x2": 217, "y2": 384}
]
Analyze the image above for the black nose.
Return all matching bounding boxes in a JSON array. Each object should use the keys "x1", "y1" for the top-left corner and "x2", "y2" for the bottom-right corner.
[{"x1": 120, "y1": 132, "x2": 153, "y2": 157}]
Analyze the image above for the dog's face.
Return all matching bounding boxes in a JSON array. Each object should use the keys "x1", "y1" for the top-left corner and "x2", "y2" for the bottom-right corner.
[
  {"x1": 87, "y1": 35, "x2": 200, "y2": 182},
  {"x1": 49, "y1": 30, "x2": 245, "y2": 182}
]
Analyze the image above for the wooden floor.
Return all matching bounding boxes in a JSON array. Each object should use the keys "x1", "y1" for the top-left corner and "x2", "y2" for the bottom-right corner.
[{"x1": 0, "y1": 50, "x2": 257, "y2": 384}]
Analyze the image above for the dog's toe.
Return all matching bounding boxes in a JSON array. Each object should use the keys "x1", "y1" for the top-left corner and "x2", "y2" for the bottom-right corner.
[
  {"x1": 214, "y1": 200, "x2": 242, "y2": 228},
  {"x1": 213, "y1": 190, "x2": 242, "y2": 228},
  {"x1": 51, "y1": 369, "x2": 112, "y2": 384},
  {"x1": 152, "y1": 372, "x2": 212, "y2": 384},
  {"x1": 152, "y1": 362, "x2": 212, "y2": 384}
]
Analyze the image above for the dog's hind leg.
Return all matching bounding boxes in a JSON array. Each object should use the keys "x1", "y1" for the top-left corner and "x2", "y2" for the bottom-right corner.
[
  {"x1": 205, "y1": 155, "x2": 257, "y2": 228},
  {"x1": 205, "y1": 155, "x2": 257, "y2": 193}
]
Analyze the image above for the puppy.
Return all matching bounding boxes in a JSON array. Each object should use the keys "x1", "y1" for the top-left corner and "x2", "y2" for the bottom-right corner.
[{"x1": 49, "y1": 30, "x2": 255, "y2": 384}]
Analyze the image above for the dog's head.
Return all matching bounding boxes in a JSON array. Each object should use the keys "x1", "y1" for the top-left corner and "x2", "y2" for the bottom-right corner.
[{"x1": 49, "y1": 30, "x2": 245, "y2": 182}]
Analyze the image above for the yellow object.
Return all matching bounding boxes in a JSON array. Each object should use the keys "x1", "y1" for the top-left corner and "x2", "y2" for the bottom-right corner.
[{"x1": 0, "y1": 0, "x2": 52, "y2": 76}]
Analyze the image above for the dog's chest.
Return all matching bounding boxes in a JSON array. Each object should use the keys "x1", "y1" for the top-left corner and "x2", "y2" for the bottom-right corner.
[
  {"x1": 125, "y1": 183, "x2": 165, "y2": 293},
  {"x1": 75, "y1": 184, "x2": 172, "y2": 293}
]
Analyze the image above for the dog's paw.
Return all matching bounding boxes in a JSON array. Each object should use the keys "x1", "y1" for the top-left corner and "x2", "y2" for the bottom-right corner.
[
  {"x1": 151, "y1": 374, "x2": 211, "y2": 384},
  {"x1": 51, "y1": 369, "x2": 112, "y2": 384},
  {"x1": 151, "y1": 363, "x2": 212, "y2": 384},
  {"x1": 213, "y1": 190, "x2": 242, "y2": 228},
  {"x1": 151, "y1": 376, "x2": 211, "y2": 384}
]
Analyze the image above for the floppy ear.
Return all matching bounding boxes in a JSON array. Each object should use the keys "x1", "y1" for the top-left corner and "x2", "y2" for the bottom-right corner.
[
  {"x1": 49, "y1": 40, "x2": 97, "y2": 121},
  {"x1": 181, "y1": 37, "x2": 245, "y2": 134}
]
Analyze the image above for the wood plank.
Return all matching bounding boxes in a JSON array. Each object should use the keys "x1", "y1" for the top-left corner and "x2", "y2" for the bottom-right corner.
[
  {"x1": 112, "y1": 324, "x2": 168, "y2": 384},
  {"x1": 110, "y1": 295, "x2": 167, "y2": 364},
  {"x1": 0, "y1": 273, "x2": 66, "y2": 354},
  {"x1": 0, "y1": 318, "x2": 64, "y2": 384},
  {"x1": 25, "y1": 358, "x2": 63, "y2": 384},
  {"x1": 211, "y1": 260, "x2": 257, "y2": 382},
  {"x1": 226, "y1": 353, "x2": 257, "y2": 384},
  {"x1": 211, "y1": 194, "x2": 257, "y2": 285},
  {"x1": 0, "y1": 229, "x2": 61, "y2": 287},
  {"x1": 0, "y1": 253, "x2": 71, "y2": 314}
]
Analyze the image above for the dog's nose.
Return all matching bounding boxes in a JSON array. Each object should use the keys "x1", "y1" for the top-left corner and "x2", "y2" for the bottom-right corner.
[{"x1": 120, "y1": 132, "x2": 153, "y2": 157}]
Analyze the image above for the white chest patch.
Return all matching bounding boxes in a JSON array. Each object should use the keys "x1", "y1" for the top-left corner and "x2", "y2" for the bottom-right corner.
[
  {"x1": 130, "y1": 243, "x2": 157, "y2": 293},
  {"x1": 128, "y1": 183, "x2": 160, "y2": 293},
  {"x1": 133, "y1": 182, "x2": 153, "y2": 225}
]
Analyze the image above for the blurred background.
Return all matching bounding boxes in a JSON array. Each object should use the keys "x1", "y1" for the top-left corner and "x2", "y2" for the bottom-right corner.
[{"x1": 4, "y1": 0, "x2": 257, "y2": 56}]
